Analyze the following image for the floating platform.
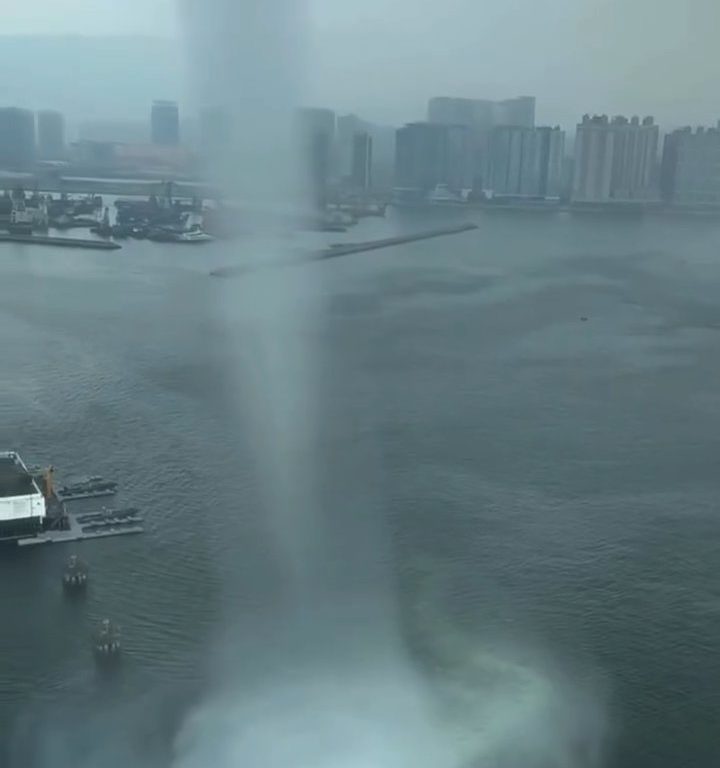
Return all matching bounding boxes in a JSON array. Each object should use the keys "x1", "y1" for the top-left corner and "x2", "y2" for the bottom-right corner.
[
  {"x1": 57, "y1": 488, "x2": 118, "y2": 502},
  {"x1": 17, "y1": 509, "x2": 143, "y2": 547},
  {"x1": 0, "y1": 233, "x2": 121, "y2": 250}
]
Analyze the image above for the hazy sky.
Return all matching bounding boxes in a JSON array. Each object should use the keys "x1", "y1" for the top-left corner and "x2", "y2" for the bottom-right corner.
[{"x1": 3, "y1": 0, "x2": 720, "y2": 129}]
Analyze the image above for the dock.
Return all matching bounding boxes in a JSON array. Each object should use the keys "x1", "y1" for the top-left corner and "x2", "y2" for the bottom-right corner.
[
  {"x1": 17, "y1": 509, "x2": 144, "y2": 547},
  {"x1": 0, "y1": 234, "x2": 121, "y2": 250},
  {"x1": 0, "y1": 457, "x2": 144, "y2": 547},
  {"x1": 209, "y1": 223, "x2": 478, "y2": 278}
]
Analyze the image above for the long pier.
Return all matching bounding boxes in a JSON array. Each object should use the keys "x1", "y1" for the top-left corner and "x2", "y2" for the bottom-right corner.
[
  {"x1": 210, "y1": 223, "x2": 479, "y2": 278},
  {"x1": 0, "y1": 234, "x2": 121, "y2": 250},
  {"x1": 317, "y1": 223, "x2": 478, "y2": 260}
]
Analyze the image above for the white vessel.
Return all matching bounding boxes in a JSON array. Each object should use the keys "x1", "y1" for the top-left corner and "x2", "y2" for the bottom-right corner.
[
  {"x1": 176, "y1": 226, "x2": 214, "y2": 243},
  {"x1": 0, "y1": 452, "x2": 47, "y2": 541}
]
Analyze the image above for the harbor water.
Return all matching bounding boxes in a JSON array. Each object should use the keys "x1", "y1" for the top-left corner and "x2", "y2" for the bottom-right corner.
[{"x1": 1, "y1": 208, "x2": 720, "y2": 766}]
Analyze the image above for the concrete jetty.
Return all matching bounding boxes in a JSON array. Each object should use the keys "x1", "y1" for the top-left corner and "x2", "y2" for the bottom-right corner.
[
  {"x1": 209, "y1": 223, "x2": 478, "y2": 278},
  {"x1": 0, "y1": 234, "x2": 121, "y2": 250},
  {"x1": 317, "y1": 223, "x2": 478, "y2": 260}
]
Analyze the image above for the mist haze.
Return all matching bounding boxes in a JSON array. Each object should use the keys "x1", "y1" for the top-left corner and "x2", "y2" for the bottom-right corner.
[
  {"x1": 2, "y1": 0, "x2": 720, "y2": 128},
  {"x1": 2, "y1": 1, "x2": 719, "y2": 767}
]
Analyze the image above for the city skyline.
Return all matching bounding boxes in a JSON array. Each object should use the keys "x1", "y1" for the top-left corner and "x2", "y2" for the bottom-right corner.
[
  {"x1": 3, "y1": 95, "x2": 720, "y2": 207},
  {"x1": 1, "y1": 0, "x2": 720, "y2": 129}
]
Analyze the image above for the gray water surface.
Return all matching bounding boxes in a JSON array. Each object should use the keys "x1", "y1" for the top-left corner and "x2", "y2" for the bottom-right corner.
[{"x1": 1, "y1": 209, "x2": 720, "y2": 767}]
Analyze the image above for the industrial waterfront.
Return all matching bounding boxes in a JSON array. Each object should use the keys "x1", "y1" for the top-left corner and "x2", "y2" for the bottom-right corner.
[{"x1": 2, "y1": 208, "x2": 720, "y2": 767}]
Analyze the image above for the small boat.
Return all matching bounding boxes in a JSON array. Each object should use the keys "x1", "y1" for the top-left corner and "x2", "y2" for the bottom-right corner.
[
  {"x1": 148, "y1": 225, "x2": 214, "y2": 244},
  {"x1": 93, "y1": 618, "x2": 121, "y2": 660},
  {"x1": 63, "y1": 554, "x2": 88, "y2": 590},
  {"x1": 176, "y1": 227, "x2": 214, "y2": 243}
]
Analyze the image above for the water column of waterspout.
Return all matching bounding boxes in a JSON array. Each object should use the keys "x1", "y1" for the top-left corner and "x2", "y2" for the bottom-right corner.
[
  {"x1": 178, "y1": 0, "x2": 323, "y2": 607},
  {"x1": 173, "y1": 5, "x2": 457, "y2": 768}
]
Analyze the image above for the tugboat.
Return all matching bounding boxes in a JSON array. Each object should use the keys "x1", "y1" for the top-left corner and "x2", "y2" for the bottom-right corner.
[
  {"x1": 93, "y1": 619, "x2": 121, "y2": 660},
  {"x1": 62, "y1": 554, "x2": 88, "y2": 591}
]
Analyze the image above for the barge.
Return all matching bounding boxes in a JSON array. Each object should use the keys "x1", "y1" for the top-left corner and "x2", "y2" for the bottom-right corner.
[{"x1": 1, "y1": 452, "x2": 143, "y2": 547}]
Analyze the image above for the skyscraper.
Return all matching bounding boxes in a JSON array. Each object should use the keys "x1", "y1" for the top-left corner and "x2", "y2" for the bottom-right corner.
[
  {"x1": 351, "y1": 131, "x2": 373, "y2": 191},
  {"x1": 427, "y1": 96, "x2": 536, "y2": 192},
  {"x1": 337, "y1": 113, "x2": 368, "y2": 177},
  {"x1": 297, "y1": 108, "x2": 336, "y2": 211},
  {"x1": 395, "y1": 122, "x2": 470, "y2": 193},
  {"x1": 572, "y1": 115, "x2": 658, "y2": 203},
  {"x1": 487, "y1": 126, "x2": 564, "y2": 198},
  {"x1": 428, "y1": 98, "x2": 494, "y2": 129},
  {"x1": 572, "y1": 115, "x2": 615, "y2": 202},
  {"x1": 609, "y1": 116, "x2": 658, "y2": 200},
  {"x1": 37, "y1": 110, "x2": 66, "y2": 160},
  {"x1": 151, "y1": 100, "x2": 180, "y2": 145},
  {"x1": 428, "y1": 96, "x2": 536, "y2": 129},
  {"x1": 661, "y1": 124, "x2": 720, "y2": 206},
  {"x1": 0, "y1": 108, "x2": 36, "y2": 171},
  {"x1": 537, "y1": 127, "x2": 565, "y2": 199}
]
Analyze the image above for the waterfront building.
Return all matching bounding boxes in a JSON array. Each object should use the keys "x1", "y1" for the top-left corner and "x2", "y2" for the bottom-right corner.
[
  {"x1": 151, "y1": 100, "x2": 180, "y2": 146},
  {"x1": 395, "y1": 122, "x2": 470, "y2": 194},
  {"x1": 297, "y1": 107, "x2": 336, "y2": 210},
  {"x1": 427, "y1": 95, "x2": 536, "y2": 192},
  {"x1": 37, "y1": 110, "x2": 65, "y2": 160},
  {"x1": 351, "y1": 131, "x2": 373, "y2": 191},
  {"x1": 661, "y1": 123, "x2": 720, "y2": 206},
  {"x1": 428, "y1": 96, "x2": 535, "y2": 129},
  {"x1": 0, "y1": 108, "x2": 36, "y2": 171},
  {"x1": 488, "y1": 125, "x2": 564, "y2": 198},
  {"x1": 572, "y1": 114, "x2": 658, "y2": 203}
]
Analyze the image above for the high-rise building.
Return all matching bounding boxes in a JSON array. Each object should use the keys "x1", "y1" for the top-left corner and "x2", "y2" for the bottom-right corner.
[
  {"x1": 572, "y1": 115, "x2": 615, "y2": 202},
  {"x1": 428, "y1": 98, "x2": 495, "y2": 129},
  {"x1": 609, "y1": 116, "x2": 658, "y2": 200},
  {"x1": 660, "y1": 124, "x2": 720, "y2": 206},
  {"x1": 151, "y1": 100, "x2": 180, "y2": 145},
  {"x1": 37, "y1": 110, "x2": 66, "y2": 160},
  {"x1": 493, "y1": 97, "x2": 537, "y2": 129},
  {"x1": 428, "y1": 96, "x2": 535, "y2": 129},
  {"x1": 351, "y1": 131, "x2": 373, "y2": 191},
  {"x1": 337, "y1": 113, "x2": 368, "y2": 177},
  {"x1": 0, "y1": 108, "x2": 36, "y2": 171},
  {"x1": 427, "y1": 96, "x2": 536, "y2": 192},
  {"x1": 297, "y1": 107, "x2": 336, "y2": 211},
  {"x1": 537, "y1": 127, "x2": 565, "y2": 199},
  {"x1": 572, "y1": 115, "x2": 658, "y2": 203},
  {"x1": 487, "y1": 126, "x2": 564, "y2": 198},
  {"x1": 395, "y1": 122, "x2": 470, "y2": 193}
]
